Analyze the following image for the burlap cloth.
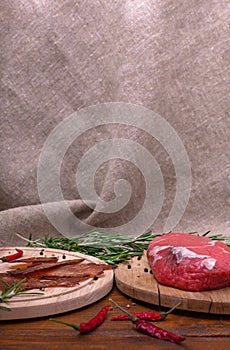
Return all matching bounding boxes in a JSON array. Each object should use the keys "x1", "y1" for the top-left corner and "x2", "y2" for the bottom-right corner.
[{"x1": 0, "y1": 0, "x2": 229, "y2": 246}]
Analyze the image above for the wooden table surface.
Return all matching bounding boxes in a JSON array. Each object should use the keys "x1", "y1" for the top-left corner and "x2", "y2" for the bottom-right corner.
[{"x1": 1, "y1": 286, "x2": 229, "y2": 350}]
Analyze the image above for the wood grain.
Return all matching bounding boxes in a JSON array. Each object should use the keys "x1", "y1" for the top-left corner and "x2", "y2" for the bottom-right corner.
[
  {"x1": 0, "y1": 247, "x2": 114, "y2": 320},
  {"x1": 115, "y1": 251, "x2": 230, "y2": 314},
  {"x1": 1, "y1": 287, "x2": 230, "y2": 350}
]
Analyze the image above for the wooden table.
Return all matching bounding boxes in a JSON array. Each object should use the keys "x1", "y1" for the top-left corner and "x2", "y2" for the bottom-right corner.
[{"x1": 1, "y1": 286, "x2": 229, "y2": 350}]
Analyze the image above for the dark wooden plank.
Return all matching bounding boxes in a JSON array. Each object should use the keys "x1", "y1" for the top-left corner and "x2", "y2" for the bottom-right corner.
[{"x1": 0, "y1": 287, "x2": 229, "y2": 350}]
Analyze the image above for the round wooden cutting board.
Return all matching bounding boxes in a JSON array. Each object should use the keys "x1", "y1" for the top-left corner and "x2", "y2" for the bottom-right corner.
[
  {"x1": 0, "y1": 247, "x2": 114, "y2": 320},
  {"x1": 115, "y1": 251, "x2": 230, "y2": 315}
]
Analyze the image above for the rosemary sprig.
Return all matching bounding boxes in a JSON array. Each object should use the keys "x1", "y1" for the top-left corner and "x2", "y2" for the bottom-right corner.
[
  {"x1": 0, "y1": 278, "x2": 44, "y2": 311},
  {"x1": 16, "y1": 230, "x2": 230, "y2": 265},
  {"x1": 17, "y1": 231, "x2": 161, "y2": 265},
  {"x1": 205, "y1": 234, "x2": 230, "y2": 247}
]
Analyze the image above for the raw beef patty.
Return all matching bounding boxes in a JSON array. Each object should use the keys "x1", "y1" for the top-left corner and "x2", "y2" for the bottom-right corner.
[{"x1": 147, "y1": 233, "x2": 230, "y2": 291}]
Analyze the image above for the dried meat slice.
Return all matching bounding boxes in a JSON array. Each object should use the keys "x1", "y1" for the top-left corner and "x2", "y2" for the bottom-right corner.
[
  {"x1": 1, "y1": 257, "x2": 114, "y2": 291},
  {"x1": 8, "y1": 257, "x2": 59, "y2": 264},
  {"x1": 8, "y1": 258, "x2": 84, "y2": 276},
  {"x1": 0, "y1": 273, "x2": 89, "y2": 290},
  {"x1": 147, "y1": 233, "x2": 230, "y2": 291},
  {"x1": 39, "y1": 263, "x2": 112, "y2": 278}
]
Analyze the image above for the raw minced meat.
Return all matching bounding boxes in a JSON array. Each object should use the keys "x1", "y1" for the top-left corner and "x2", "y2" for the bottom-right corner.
[{"x1": 147, "y1": 232, "x2": 230, "y2": 291}]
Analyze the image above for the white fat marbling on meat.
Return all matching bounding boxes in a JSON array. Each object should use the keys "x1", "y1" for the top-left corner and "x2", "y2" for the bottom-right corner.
[
  {"x1": 172, "y1": 247, "x2": 209, "y2": 262},
  {"x1": 148, "y1": 245, "x2": 171, "y2": 266},
  {"x1": 207, "y1": 240, "x2": 217, "y2": 246},
  {"x1": 200, "y1": 258, "x2": 216, "y2": 270},
  {"x1": 172, "y1": 247, "x2": 216, "y2": 269},
  {"x1": 150, "y1": 245, "x2": 217, "y2": 270}
]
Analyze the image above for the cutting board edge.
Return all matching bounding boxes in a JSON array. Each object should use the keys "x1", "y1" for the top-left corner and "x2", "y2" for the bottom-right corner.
[
  {"x1": 115, "y1": 276, "x2": 209, "y2": 313},
  {"x1": 0, "y1": 247, "x2": 114, "y2": 320},
  {"x1": 1, "y1": 278, "x2": 114, "y2": 320},
  {"x1": 114, "y1": 253, "x2": 230, "y2": 315}
]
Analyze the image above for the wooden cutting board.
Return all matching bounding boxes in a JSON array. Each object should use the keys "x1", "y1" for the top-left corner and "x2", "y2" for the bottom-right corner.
[
  {"x1": 0, "y1": 247, "x2": 114, "y2": 320},
  {"x1": 115, "y1": 251, "x2": 230, "y2": 315}
]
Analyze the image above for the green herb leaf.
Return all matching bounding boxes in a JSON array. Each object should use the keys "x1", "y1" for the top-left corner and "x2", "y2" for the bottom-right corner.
[
  {"x1": 0, "y1": 278, "x2": 44, "y2": 312},
  {"x1": 17, "y1": 231, "x2": 160, "y2": 264},
  {"x1": 16, "y1": 230, "x2": 230, "y2": 265}
]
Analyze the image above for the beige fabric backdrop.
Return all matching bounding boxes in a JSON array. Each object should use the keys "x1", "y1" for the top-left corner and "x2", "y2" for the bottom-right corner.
[{"x1": 0, "y1": 0, "x2": 229, "y2": 246}]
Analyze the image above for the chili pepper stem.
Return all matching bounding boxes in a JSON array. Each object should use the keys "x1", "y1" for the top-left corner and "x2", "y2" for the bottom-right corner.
[
  {"x1": 49, "y1": 318, "x2": 80, "y2": 331},
  {"x1": 109, "y1": 298, "x2": 138, "y2": 323},
  {"x1": 160, "y1": 302, "x2": 181, "y2": 319},
  {"x1": 109, "y1": 299, "x2": 181, "y2": 322},
  {"x1": 110, "y1": 299, "x2": 185, "y2": 343}
]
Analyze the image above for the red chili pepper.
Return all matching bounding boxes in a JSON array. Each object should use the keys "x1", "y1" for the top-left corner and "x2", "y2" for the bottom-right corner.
[
  {"x1": 111, "y1": 302, "x2": 180, "y2": 321},
  {"x1": 50, "y1": 305, "x2": 110, "y2": 333},
  {"x1": 0, "y1": 248, "x2": 23, "y2": 262},
  {"x1": 110, "y1": 299, "x2": 185, "y2": 344},
  {"x1": 111, "y1": 311, "x2": 162, "y2": 321},
  {"x1": 135, "y1": 320, "x2": 185, "y2": 343}
]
